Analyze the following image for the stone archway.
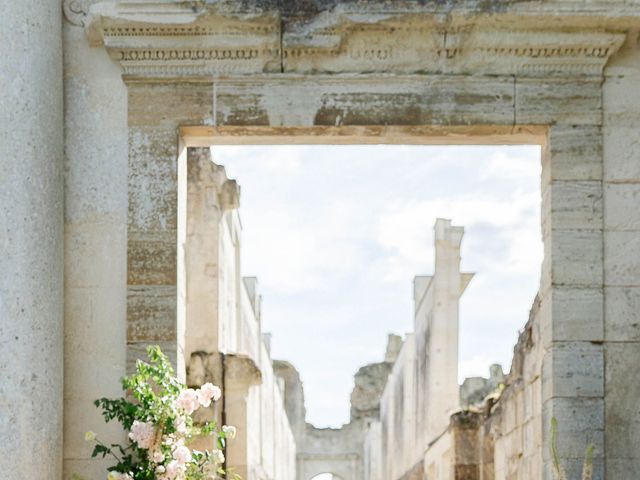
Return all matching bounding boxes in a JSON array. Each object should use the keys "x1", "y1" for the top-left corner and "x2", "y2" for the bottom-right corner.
[
  {"x1": 82, "y1": 3, "x2": 636, "y2": 476},
  {"x1": 6, "y1": 1, "x2": 640, "y2": 479},
  {"x1": 303, "y1": 460, "x2": 353, "y2": 480},
  {"x1": 310, "y1": 473, "x2": 345, "y2": 480}
]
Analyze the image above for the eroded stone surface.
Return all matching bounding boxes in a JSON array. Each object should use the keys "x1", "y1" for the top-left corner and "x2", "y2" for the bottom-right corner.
[{"x1": 6, "y1": 1, "x2": 640, "y2": 479}]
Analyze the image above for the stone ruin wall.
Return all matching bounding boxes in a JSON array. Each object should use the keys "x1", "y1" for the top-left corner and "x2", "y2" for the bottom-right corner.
[
  {"x1": 363, "y1": 220, "x2": 475, "y2": 480},
  {"x1": 274, "y1": 336, "x2": 405, "y2": 480},
  {"x1": 184, "y1": 148, "x2": 297, "y2": 480},
  {"x1": 4, "y1": 1, "x2": 640, "y2": 479},
  {"x1": 273, "y1": 216, "x2": 602, "y2": 480}
]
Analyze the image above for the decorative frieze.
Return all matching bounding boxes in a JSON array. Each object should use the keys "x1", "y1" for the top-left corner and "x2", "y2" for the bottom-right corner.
[
  {"x1": 86, "y1": 4, "x2": 627, "y2": 79},
  {"x1": 86, "y1": 3, "x2": 281, "y2": 77}
]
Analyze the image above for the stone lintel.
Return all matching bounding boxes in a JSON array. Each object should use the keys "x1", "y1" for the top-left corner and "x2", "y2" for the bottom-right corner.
[{"x1": 85, "y1": 3, "x2": 633, "y2": 79}]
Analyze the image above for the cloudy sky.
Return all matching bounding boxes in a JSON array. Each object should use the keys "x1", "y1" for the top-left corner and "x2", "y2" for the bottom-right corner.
[{"x1": 213, "y1": 144, "x2": 542, "y2": 428}]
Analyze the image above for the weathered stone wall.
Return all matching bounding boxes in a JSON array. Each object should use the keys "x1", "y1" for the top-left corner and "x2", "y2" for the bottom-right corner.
[
  {"x1": 184, "y1": 149, "x2": 296, "y2": 480},
  {"x1": 460, "y1": 365, "x2": 504, "y2": 409},
  {"x1": 273, "y1": 360, "x2": 308, "y2": 441},
  {"x1": 275, "y1": 339, "x2": 397, "y2": 480},
  {"x1": 5, "y1": 2, "x2": 640, "y2": 479},
  {"x1": 126, "y1": 83, "x2": 213, "y2": 375},
  {"x1": 602, "y1": 34, "x2": 640, "y2": 478},
  {"x1": 425, "y1": 411, "x2": 483, "y2": 480},
  {"x1": 481, "y1": 297, "x2": 545, "y2": 480},
  {"x1": 350, "y1": 359, "x2": 394, "y2": 421},
  {"x1": 298, "y1": 422, "x2": 366, "y2": 480},
  {"x1": 363, "y1": 220, "x2": 473, "y2": 480}
]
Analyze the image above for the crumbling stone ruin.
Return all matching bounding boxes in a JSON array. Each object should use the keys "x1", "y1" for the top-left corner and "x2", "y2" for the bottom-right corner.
[
  {"x1": 4, "y1": 1, "x2": 640, "y2": 479},
  {"x1": 272, "y1": 219, "x2": 497, "y2": 480},
  {"x1": 460, "y1": 365, "x2": 505, "y2": 410}
]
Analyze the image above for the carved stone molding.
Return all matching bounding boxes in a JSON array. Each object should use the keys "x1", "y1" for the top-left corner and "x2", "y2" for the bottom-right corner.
[
  {"x1": 86, "y1": 2, "x2": 281, "y2": 77},
  {"x1": 86, "y1": 2, "x2": 636, "y2": 79},
  {"x1": 63, "y1": 0, "x2": 89, "y2": 27}
]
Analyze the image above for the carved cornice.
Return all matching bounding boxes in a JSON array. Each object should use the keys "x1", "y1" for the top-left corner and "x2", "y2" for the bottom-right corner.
[
  {"x1": 283, "y1": 26, "x2": 626, "y2": 77},
  {"x1": 86, "y1": 2, "x2": 630, "y2": 79},
  {"x1": 86, "y1": 2, "x2": 281, "y2": 77}
]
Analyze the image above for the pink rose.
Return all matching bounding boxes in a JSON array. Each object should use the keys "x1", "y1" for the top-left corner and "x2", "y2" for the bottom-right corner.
[
  {"x1": 165, "y1": 460, "x2": 181, "y2": 479},
  {"x1": 175, "y1": 388, "x2": 199, "y2": 414},
  {"x1": 152, "y1": 450, "x2": 165, "y2": 463},
  {"x1": 172, "y1": 444, "x2": 192, "y2": 465},
  {"x1": 128, "y1": 420, "x2": 156, "y2": 449},
  {"x1": 196, "y1": 383, "x2": 221, "y2": 408}
]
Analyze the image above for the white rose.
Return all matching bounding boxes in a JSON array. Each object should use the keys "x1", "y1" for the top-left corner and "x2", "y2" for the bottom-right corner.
[
  {"x1": 84, "y1": 430, "x2": 96, "y2": 442},
  {"x1": 153, "y1": 450, "x2": 165, "y2": 463},
  {"x1": 222, "y1": 425, "x2": 236, "y2": 439},
  {"x1": 128, "y1": 420, "x2": 156, "y2": 449},
  {"x1": 165, "y1": 460, "x2": 181, "y2": 479},
  {"x1": 211, "y1": 449, "x2": 225, "y2": 464}
]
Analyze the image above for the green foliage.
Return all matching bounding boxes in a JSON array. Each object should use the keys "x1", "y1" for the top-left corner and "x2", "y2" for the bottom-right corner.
[{"x1": 88, "y1": 345, "x2": 232, "y2": 480}]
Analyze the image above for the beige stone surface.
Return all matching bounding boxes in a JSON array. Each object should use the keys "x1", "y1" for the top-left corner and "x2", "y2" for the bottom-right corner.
[
  {"x1": 361, "y1": 219, "x2": 473, "y2": 480},
  {"x1": 5, "y1": 1, "x2": 640, "y2": 478},
  {"x1": 0, "y1": 1, "x2": 64, "y2": 479},
  {"x1": 603, "y1": 37, "x2": 640, "y2": 479}
]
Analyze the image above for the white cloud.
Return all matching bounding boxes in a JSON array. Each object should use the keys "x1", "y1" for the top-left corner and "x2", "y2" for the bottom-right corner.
[
  {"x1": 214, "y1": 145, "x2": 542, "y2": 427},
  {"x1": 459, "y1": 354, "x2": 501, "y2": 382}
]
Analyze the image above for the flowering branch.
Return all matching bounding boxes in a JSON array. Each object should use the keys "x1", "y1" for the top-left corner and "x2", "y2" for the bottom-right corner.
[{"x1": 85, "y1": 346, "x2": 236, "y2": 480}]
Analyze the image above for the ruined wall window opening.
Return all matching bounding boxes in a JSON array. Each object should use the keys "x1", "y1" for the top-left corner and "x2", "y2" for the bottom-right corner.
[
  {"x1": 180, "y1": 129, "x2": 542, "y2": 417},
  {"x1": 177, "y1": 127, "x2": 543, "y2": 479}
]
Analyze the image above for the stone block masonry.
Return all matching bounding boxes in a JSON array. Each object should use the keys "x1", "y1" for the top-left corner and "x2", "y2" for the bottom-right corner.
[{"x1": 3, "y1": 1, "x2": 640, "y2": 478}]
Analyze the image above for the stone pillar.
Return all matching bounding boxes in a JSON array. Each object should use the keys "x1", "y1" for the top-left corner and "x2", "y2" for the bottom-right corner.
[
  {"x1": 62, "y1": 3, "x2": 129, "y2": 477},
  {"x1": 0, "y1": 1, "x2": 63, "y2": 479},
  {"x1": 412, "y1": 220, "x2": 472, "y2": 457},
  {"x1": 126, "y1": 82, "x2": 213, "y2": 376},
  {"x1": 602, "y1": 37, "x2": 640, "y2": 477},
  {"x1": 451, "y1": 411, "x2": 481, "y2": 480},
  {"x1": 431, "y1": 219, "x2": 464, "y2": 415},
  {"x1": 511, "y1": 73, "x2": 607, "y2": 479},
  {"x1": 185, "y1": 148, "x2": 240, "y2": 359},
  {"x1": 224, "y1": 354, "x2": 262, "y2": 480},
  {"x1": 541, "y1": 120, "x2": 606, "y2": 478}
]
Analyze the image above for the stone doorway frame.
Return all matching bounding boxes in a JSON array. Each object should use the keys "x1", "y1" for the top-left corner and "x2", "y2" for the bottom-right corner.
[
  {"x1": 93, "y1": 3, "x2": 634, "y2": 475},
  {"x1": 123, "y1": 83, "x2": 601, "y2": 478}
]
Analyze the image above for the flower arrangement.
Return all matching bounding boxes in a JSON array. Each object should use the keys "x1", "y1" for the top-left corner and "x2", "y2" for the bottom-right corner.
[{"x1": 86, "y1": 346, "x2": 237, "y2": 480}]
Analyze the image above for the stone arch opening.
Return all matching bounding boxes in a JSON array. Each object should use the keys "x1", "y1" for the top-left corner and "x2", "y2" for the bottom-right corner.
[{"x1": 311, "y1": 473, "x2": 345, "y2": 480}]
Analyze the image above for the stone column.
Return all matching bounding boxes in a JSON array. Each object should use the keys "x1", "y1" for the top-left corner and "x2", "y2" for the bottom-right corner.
[
  {"x1": 541, "y1": 119, "x2": 606, "y2": 477},
  {"x1": 602, "y1": 37, "x2": 640, "y2": 477},
  {"x1": 415, "y1": 219, "x2": 473, "y2": 448},
  {"x1": 224, "y1": 354, "x2": 262, "y2": 480},
  {"x1": 0, "y1": 1, "x2": 63, "y2": 480},
  {"x1": 126, "y1": 82, "x2": 213, "y2": 376},
  {"x1": 431, "y1": 219, "x2": 465, "y2": 414},
  {"x1": 62, "y1": 2, "x2": 129, "y2": 477},
  {"x1": 185, "y1": 148, "x2": 240, "y2": 359}
]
